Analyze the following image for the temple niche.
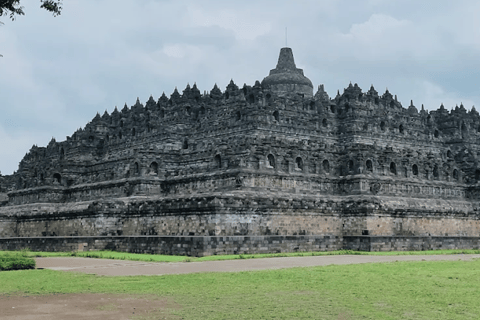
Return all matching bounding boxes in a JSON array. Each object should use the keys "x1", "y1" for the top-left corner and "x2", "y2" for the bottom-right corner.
[{"x1": 1, "y1": 47, "x2": 480, "y2": 255}]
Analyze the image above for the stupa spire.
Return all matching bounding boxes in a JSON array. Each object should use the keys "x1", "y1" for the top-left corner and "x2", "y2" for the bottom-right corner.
[{"x1": 275, "y1": 47, "x2": 297, "y2": 71}]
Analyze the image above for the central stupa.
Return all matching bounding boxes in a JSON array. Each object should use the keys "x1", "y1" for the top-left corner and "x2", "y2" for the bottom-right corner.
[{"x1": 261, "y1": 47, "x2": 314, "y2": 97}]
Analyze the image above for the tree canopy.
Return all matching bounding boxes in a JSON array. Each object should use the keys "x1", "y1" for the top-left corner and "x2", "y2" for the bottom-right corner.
[
  {"x1": 0, "y1": 0, "x2": 62, "y2": 56},
  {"x1": 0, "y1": 0, "x2": 62, "y2": 21}
]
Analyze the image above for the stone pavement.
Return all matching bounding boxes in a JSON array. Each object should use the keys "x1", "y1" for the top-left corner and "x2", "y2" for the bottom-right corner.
[{"x1": 35, "y1": 254, "x2": 480, "y2": 276}]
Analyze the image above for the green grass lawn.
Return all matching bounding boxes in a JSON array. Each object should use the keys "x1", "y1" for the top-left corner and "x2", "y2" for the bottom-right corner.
[
  {"x1": 2, "y1": 248, "x2": 480, "y2": 263},
  {"x1": 1, "y1": 258, "x2": 480, "y2": 319}
]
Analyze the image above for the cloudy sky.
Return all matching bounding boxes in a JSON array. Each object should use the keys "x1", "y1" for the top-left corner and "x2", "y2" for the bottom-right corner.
[{"x1": 1, "y1": 0, "x2": 479, "y2": 174}]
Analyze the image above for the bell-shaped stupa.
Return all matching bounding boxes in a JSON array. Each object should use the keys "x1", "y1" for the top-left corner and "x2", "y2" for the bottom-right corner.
[{"x1": 261, "y1": 47, "x2": 313, "y2": 97}]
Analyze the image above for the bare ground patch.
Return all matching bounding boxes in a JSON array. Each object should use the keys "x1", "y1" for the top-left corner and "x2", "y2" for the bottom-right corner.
[
  {"x1": 34, "y1": 254, "x2": 480, "y2": 276},
  {"x1": 0, "y1": 293, "x2": 181, "y2": 320}
]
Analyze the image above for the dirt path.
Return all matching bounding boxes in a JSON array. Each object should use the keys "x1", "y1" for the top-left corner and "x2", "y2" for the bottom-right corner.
[{"x1": 35, "y1": 254, "x2": 480, "y2": 276}]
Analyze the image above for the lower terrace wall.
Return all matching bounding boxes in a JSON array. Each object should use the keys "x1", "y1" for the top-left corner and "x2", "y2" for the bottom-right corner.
[
  {"x1": 1, "y1": 195, "x2": 480, "y2": 238},
  {"x1": 2, "y1": 194, "x2": 480, "y2": 254},
  {"x1": 0, "y1": 212, "x2": 344, "y2": 238},
  {"x1": 364, "y1": 215, "x2": 480, "y2": 237},
  {"x1": 0, "y1": 195, "x2": 346, "y2": 238},
  {"x1": 344, "y1": 236, "x2": 480, "y2": 251},
  {"x1": 2, "y1": 235, "x2": 478, "y2": 255},
  {"x1": 0, "y1": 235, "x2": 342, "y2": 257}
]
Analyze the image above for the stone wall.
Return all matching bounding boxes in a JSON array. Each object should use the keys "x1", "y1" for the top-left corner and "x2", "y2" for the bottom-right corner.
[
  {"x1": 0, "y1": 235, "x2": 342, "y2": 257},
  {"x1": 0, "y1": 197, "x2": 345, "y2": 238},
  {"x1": 364, "y1": 215, "x2": 480, "y2": 237},
  {"x1": 2, "y1": 234, "x2": 478, "y2": 256},
  {"x1": 2, "y1": 193, "x2": 480, "y2": 256},
  {"x1": 344, "y1": 236, "x2": 480, "y2": 251}
]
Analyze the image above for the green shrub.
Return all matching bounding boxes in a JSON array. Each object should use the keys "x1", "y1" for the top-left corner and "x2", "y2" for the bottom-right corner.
[{"x1": 0, "y1": 252, "x2": 36, "y2": 271}]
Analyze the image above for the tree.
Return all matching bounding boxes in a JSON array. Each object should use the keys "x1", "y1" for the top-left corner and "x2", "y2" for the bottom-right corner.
[
  {"x1": 0, "y1": 0, "x2": 62, "y2": 56},
  {"x1": 0, "y1": 0, "x2": 62, "y2": 21}
]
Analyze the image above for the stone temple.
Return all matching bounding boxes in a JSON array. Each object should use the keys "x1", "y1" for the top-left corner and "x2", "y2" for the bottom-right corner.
[{"x1": 1, "y1": 47, "x2": 480, "y2": 256}]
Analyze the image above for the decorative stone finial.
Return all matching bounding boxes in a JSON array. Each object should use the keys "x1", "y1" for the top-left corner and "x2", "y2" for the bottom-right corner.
[
  {"x1": 382, "y1": 89, "x2": 392, "y2": 100},
  {"x1": 183, "y1": 83, "x2": 191, "y2": 95},
  {"x1": 226, "y1": 79, "x2": 239, "y2": 92},
  {"x1": 315, "y1": 84, "x2": 329, "y2": 102},
  {"x1": 367, "y1": 85, "x2": 378, "y2": 97},
  {"x1": 192, "y1": 83, "x2": 200, "y2": 94},
  {"x1": 146, "y1": 95, "x2": 156, "y2": 110},
  {"x1": 209, "y1": 84, "x2": 222, "y2": 98},
  {"x1": 169, "y1": 88, "x2": 181, "y2": 105},
  {"x1": 158, "y1": 92, "x2": 169, "y2": 105},
  {"x1": 171, "y1": 87, "x2": 180, "y2": 99},
  {"x1": 470, "y1": 106, "x2": 478, "y2": 115}
]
